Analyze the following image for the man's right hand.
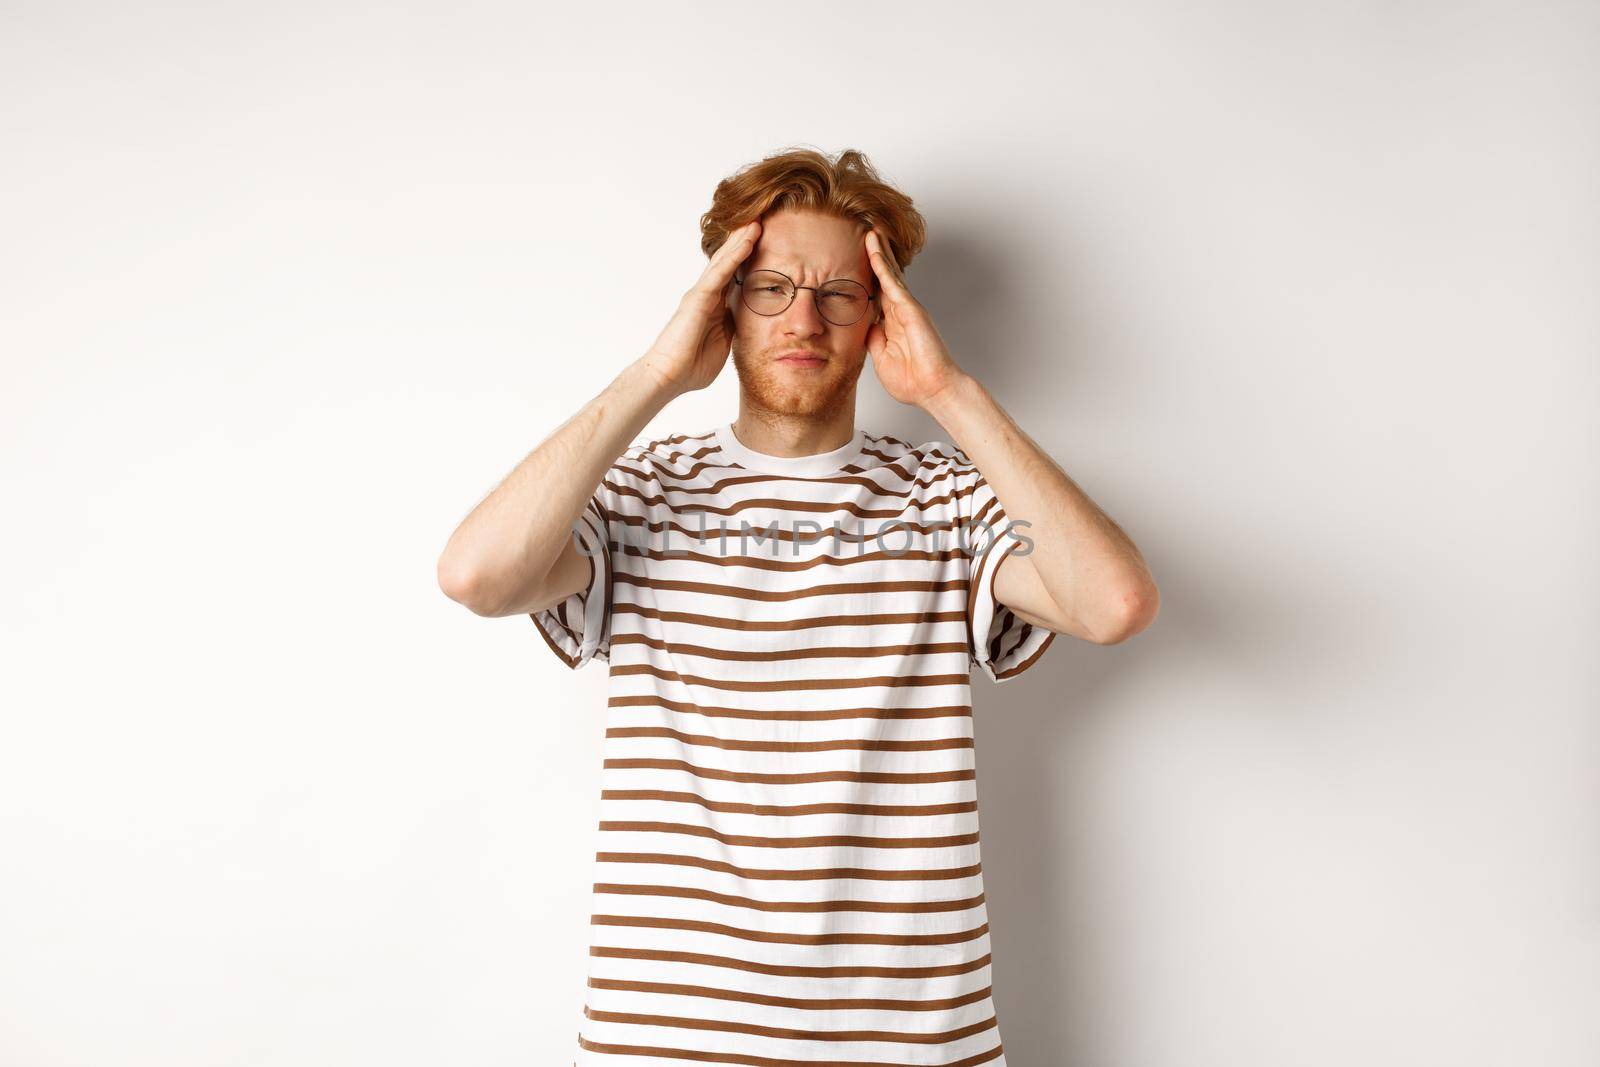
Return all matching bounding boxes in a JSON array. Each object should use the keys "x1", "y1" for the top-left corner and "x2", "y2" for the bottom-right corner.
[
  {"x1": 640, "y1": 219, "x2": 762, "y2": 397},
  {"x1": 440, "y1": 222, "x2": 766, "y2": 619}
]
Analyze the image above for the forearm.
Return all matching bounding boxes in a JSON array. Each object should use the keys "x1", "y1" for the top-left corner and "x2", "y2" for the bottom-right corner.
[
  {"x1": 438, "y1": 356, "x2": 678, "y2": 616},
  {"x1": 921, "y1": 373, "x2": 1156, "y2": 633}
]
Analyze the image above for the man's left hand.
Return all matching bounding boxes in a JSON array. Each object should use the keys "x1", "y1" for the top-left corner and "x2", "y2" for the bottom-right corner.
[{"x1": 864, "y1": 228, "x2": 969, "y2": 410}]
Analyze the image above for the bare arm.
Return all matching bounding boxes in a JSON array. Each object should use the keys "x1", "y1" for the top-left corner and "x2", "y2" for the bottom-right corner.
[
  {"x1": 436, "y1": 219, "x2": 765, "y2": 618},
  {"x1": 924, "y1": 374, "x2": 1160, "y2": 645},
  {"x1": 861, "y1": 226, "x2": 1160, "y2": 646},
  {"x1": 436, "y1": 361, "x2": 673, "y2": 618}
]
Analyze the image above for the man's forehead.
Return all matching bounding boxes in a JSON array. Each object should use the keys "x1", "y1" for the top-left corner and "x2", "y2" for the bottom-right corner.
[{"x1": 751, "y1": 238, "x2": 868, "y2": 277}]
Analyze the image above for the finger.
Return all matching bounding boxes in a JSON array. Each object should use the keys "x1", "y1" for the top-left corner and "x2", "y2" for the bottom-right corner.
[
  {"x1": 865, "y1": 228, "x2": 910, "y2": 300},
  {"x1": 717, "y1": 219, "x2": 761, "y2": 265},
  {"x1": 695, "y1": 220, "x2": 762, "y2": 296}
]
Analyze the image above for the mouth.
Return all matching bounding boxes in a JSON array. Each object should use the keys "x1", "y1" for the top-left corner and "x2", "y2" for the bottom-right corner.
[{"x1": 775, "y1": 351, "x2": 827, "y2": 367}]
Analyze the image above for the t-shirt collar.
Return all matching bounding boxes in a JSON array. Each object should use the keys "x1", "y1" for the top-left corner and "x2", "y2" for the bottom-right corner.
[{"x1": 714, "y1": 422, "x2": 866, "y2": 477}]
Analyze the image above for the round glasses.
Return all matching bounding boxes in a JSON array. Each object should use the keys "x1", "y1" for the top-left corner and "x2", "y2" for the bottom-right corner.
[{"x1": 733, "y1": 269, "x2": 876, "y2": 327}]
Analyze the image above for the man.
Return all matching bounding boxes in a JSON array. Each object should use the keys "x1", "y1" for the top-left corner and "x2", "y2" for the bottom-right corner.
[{"x1": 438, "y1": 147, "x2": 1158, "y2": 1064}]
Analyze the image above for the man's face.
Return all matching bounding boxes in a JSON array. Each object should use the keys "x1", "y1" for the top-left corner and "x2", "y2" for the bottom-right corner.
[{"x1": 728, "y1": 208, "x2": 877, "y2": 419}]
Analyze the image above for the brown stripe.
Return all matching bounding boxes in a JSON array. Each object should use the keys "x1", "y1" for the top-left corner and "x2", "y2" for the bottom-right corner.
[
  {"x1": 614, "y1": 434, "x2": 968, "y2": 484},
  {"x1": 599, "y1": 477, "x2": 977, "y2": 518},
  {"x1": 528, "y1": 501, "x2": 612, "y2": 668},
  {"x1": 590, "y1": 913, "x2": 990, "y2": 947},
  {"x1": 610, "y1": 663, "x2": 973, "y2": 693},
  {"x1": 605, "y1": 696, "x2": 974, "y2": 723},
  {"x1": 582, "y1": 1003, "x2": 998, "y2": 1045},
  {"x1": 599, "y1": 511, "x2": 991, "y2": 549},
  {"x1": 970, "y1": 535, "x2": 1059, "y2": 679},
  {"x1": 602, "y1": 758, "x2": 974, "y2": 784},
  {"x1": 587, "y1": 975, "x2": 993, "y2": 1012},
  {"x1": 966, "y1": 505, "x2": 1013, "y2": 662},
  {"x1": 614, "y1": 574, "x2": 968, "y2": 602},
  {"x1": 613, "y1": 604, "x2": 968, "y2": 631},
  {"x1": 615, "y1": 542, "x2": 966, "y2": 572},
  {"x1": 591, "y1": 943, "x2": 992, "y2": 978},
  {"x1": 610, "y1": 633, "x2": 969, "y2": 662},
  {"x1": 600, "y1": 788, "x2": 976, "y2": 818},
  {"x1": 529, "y1": 611, "x2": 581, "y2": 669},
  {"x1": 577, "y1": 1033, "x2": 1004, "y2": 1066},
  {"x1": 610, "y1": 434, "x2": 974, "y2": 489},
  {"x1": 592, "y1": 883, "x2": 984, "y2": 915},
  {"x1": 593, "y1": 851, "x2": 981, "y2": 883},
  {"x1": 606, "y1": 453, "x2": 960, "y2": 498},
  {"x1": 996, "y1": 628, "x2": 1056, "y2": 678},
  {"x1": 612, "y1": 434, "x2": 730, "y2": 484},
  {"x1": 598, "y1": 821, "x2": 979, "y2": 850},
  {"x1": 601, "y1": 727, "x2": 973, "y2": 754},
  {"x1": 608, "y1": 514, "x2": 961, "y2": 547},
  {"x1": 988, "y1": 609, "x2": 1009, "y2": 665}
]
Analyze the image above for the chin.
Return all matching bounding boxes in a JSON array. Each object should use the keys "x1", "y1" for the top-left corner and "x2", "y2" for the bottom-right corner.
[
  {"x1": 745, "y1": 383, "x2": 836, "y2": 418},
  {"x1": 731, "y1": 342, "x2": 863, "y2": 415},
  {"x1": 743, "y1": 367, "x2": 831, "y2": 407}
]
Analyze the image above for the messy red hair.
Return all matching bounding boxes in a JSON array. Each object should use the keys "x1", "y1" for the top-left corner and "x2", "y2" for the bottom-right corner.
[{"x1": 699, "y1": 146, "x2": 927, "y2": 274}]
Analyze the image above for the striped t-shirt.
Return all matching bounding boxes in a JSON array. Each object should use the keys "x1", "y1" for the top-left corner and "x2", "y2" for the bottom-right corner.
[{"x1": 532, "y1": 421, "x2": 1057, "y2": 1066}]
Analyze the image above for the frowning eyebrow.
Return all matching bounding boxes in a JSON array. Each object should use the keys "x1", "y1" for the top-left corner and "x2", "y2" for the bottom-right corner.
[{"x1": 749, "y1": 258, "x2": 868, "y2": 284}]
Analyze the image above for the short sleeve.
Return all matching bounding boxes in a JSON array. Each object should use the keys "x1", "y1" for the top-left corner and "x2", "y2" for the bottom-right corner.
[
  {"x1": 529, "y1": 485, "x2": 614, "y2": 671},
  {"x1": 954, "y1": 457, "x2": 1058, "y2": 683}
]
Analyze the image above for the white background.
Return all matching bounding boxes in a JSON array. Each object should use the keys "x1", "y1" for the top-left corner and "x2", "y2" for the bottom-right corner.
[{"x1": 3, "y1": 2, "x2": 1596, "y2": 1064}]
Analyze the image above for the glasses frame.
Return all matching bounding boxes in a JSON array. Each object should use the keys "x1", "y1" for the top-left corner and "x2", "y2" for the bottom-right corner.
[{"x1": 732, "y1": 268, "x2": 879, "y2": 327}]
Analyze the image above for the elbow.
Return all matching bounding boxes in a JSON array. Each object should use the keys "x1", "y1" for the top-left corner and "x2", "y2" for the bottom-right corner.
[
  {"x1": 437, "y1": 549, "x2": 506, "y2": 618},
  {"x1": 1091, "y1": 579, "x2": 1160, "y2": 645}
]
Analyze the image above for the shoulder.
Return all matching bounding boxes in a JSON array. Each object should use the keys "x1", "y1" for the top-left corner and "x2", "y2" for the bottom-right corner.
[
  {"x1": 609, "y1": 428, "x2": 721, "y2": 485},
  {"x1": 860, "y1": 430, "x2": 976, "y2": 484}
]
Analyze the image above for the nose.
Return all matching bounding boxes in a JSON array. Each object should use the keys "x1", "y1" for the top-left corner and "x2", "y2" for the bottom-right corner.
[{"x1": 779, "y1": 286, "x2": 827, "y2": 336}]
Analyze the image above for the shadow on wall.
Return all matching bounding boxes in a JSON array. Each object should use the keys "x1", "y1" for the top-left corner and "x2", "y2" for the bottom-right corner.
[
  {"x1": 873, "y1": 207, "x2": 1069, "y2": 417},
  {"x1": 858, "y1": 199, "x2": 1400, "y2": 1059},
  {"x1": 966, "y1": 550, "x2": 1344, "y2": 1062}
]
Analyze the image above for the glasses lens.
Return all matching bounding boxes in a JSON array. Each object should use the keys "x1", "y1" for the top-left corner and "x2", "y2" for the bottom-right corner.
[
  {"x1": 741, "y1": 270, "x2": 794, "y2": 316},
  {"x1": 816, "y1": 279, "x2": 870, "y2": 326}
]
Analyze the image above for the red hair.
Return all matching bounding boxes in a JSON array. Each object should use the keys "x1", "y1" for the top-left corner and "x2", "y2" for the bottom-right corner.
[{"x1": 699, "y1": 146, "x2": 927, "y2": 273}]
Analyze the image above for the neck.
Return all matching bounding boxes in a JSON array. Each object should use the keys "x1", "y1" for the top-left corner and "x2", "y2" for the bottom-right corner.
[{"x1": 730, "y1": 407, "x2": 857, "y2": 459}]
